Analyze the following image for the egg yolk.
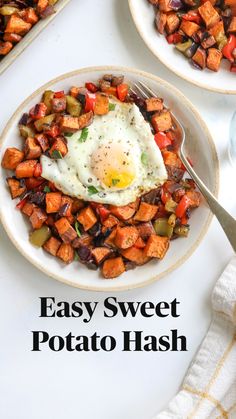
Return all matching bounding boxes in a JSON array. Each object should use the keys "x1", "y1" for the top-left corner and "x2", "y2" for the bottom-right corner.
[{"x1": 91, "y1": 144, "x2": 135, "y2": 189}]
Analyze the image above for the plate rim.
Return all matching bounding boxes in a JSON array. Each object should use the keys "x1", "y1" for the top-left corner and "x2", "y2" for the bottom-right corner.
[
  {"x1": 0, "y1": 65, "x2": 219, "y2": 291},
  {"x1": 128, "y1": 0, "x2": 236, "y2": 95}
]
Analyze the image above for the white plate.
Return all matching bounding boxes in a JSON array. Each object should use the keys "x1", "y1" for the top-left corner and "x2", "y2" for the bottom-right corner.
[
  {"x1": 129, "y1": 0, "x2": 236, "y2": 94},
  {"x1": 0, "y1": 66, "x2": 219, "y2": 291}
]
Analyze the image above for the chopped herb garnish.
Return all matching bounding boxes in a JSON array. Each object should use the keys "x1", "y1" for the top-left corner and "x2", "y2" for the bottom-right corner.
[
  {"x1": 79, "y1": 127, "x2": 89, "y2": 143},
  {"x1": 109, "y1": 103, "x2": 116, "y2": 111},
  {"x1": 88, "y1": 185, "x2": 99, "y2": 195},
  {"x1": 112, "y1": 178, "x2": 120, "y2": 186},
  {"x1": 51, "y1": 150, "x2": 63, "y2": 159},
  {"x1": 43, "y1": 186, "x2": 51, "y2": 193},
  {"x1": 141, "y1": 152, "x2": 148, "y2": 166},
  {"x1": 75, "y1": 221, "x2": 81, "y2": 238},
  {"x1": 74, "y1": 251, "x2": 79, "y2": 261},
  {"x1": 64, "y1": 132, "x2": 74, "y2": 137}
]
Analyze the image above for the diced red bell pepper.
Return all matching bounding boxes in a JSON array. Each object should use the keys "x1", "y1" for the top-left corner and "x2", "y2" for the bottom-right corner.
[
  {"x1": 166, "y1": 33, "x2": 183, "y2": 44},
  {"x1": 182, "y1": 12, "x2": 201, "y2": 25},
  {"x1": 25, "y1": 177, "x2": 45, "y2": 190},
  {"x1": 84, "y1": 92, "x2": 96, "y2": 112},
  {"x1": 29, "y1": 103, "x2": 47, "y2": 120},
  {"x1": 85, "y1": 82, "x2": 98, "y2": 93},
  {"x1": 230, "y1": 64, "x2": 236, "y2": 72},
  {"x1": 54, "y1": 91, "x2": 65, "y2": 99},
  {"x1": 181, "y1": 215, "x2": 188, "y2": 225},
  {"x1": 34, "y1": 163, "x2": 42, "y2": 178},
  {"x1": 222, "y1": 35, "x2": 236, "y2": 63},
  {"x1": 117, "y1": 83, "x2": 129, "y2": 102},
  {"x1": 161, "y1": 188, "x2": 171, "y2": 204},
  {"x1": 16, "y1": 197, "x2": 28, "y2": 210},
  {"x1": 44, "y1": 124, "x2": 61, "y2": 138},
  {"x1": 90, "y1": 202, "x2": 110, "y2": 222},
  {"x1": 97, "y1": 206, "x2": 110, "y2": 223},
  {"x1": 154, "y1": 132, "x2": 172, "y2": 150},
  {"x1": 175, "y1": 195, "x2": 191, "y2": 218}
]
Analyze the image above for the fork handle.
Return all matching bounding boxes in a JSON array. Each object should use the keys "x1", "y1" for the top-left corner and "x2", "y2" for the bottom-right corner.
[{"x1": 181, "y1": 154, "x2": 236, "y2": 253}]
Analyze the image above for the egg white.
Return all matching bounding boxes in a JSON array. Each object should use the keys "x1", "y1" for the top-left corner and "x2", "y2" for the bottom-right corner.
[{"x1": 41, "y1": 100, "x2": 167, "y2": 206}]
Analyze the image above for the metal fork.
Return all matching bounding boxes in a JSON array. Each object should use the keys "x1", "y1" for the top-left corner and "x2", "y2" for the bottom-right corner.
[{"x1": 131, "y1": 81, "x2": 236, "y2": 252}]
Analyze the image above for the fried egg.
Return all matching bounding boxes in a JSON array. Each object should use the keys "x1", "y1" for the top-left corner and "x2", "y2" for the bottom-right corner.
[{"x1": 41, "y1": 100, "x2": 167, "y2": 206}]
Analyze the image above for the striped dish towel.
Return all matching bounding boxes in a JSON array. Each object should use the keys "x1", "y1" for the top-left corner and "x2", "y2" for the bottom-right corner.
[{"x1": 155, "y1": 256, "x2": 236, "y2": 419}]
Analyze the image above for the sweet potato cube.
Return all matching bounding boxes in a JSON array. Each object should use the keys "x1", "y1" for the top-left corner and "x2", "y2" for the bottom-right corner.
[
  {"x1": 77, "y1": 206, "x2": 97, "y2": 231},
  {"x1": 30, "y1": 207, "x2": 47, "y2": 229},
  {"x1": 186, "y1": 189, "x2": 201, "y2": 207},
  {"x1": 104, "y1": 228, "x2": 117, "y2": 247},
  {"x1": 162, "y1": 150, "x2": 182, "y2": 168},
  {"x1": 92, "y1": 247, "x2": 111, "y2": 264},
  {"x1": 228, "y1": 17, "x2": 236, "y2": 33},
  {"x1": 3, "y1": 33, "x2": 22, "y2": 43},
  {"x1": 156, "y1": 12, "x2": 167, "y2": 34},
  {"x1": 159, "y1": 0, "x2": 172, "y2": 12},
  {"x1": 115, "y1": 226, "x2": 139, "y2": 249},
  {"x1": 60, "y1": 115, "x2": 80, "y2": 133},
  {"x1": 43, "y1": 236, "x2": 61, "y2": 256},
  {"x1": 49, "y1": 137, "x2": 68, "y2": 158},
  {"x1": 145, "y1": 97, "x2": 164, "y2": 112},
  {"x1": 57, "y1": 243, "x2": 74, "y2": 264},
  {"x1": 7, "y1": 178, "x2": 26, "y2": 199},
  {"x1": 94, "y1": 93, "x2": 109, "y2": 115},
  {"x1": 22, "y1": 202, "x2": 35, "y2": 216},
  {"x1": 15, "y1": 160, "x2": 37, "y2": 178},
  {"x1": 102, "y1": 214, "x2": 119, "y2": 228},
  {"x1": 144, "y1": 235, "x2": 169, "y2": 259},
  {"x1": 151, "y1": 110, "x2": 172, "y2": 132},
  {"x1": 166, "y1": 13, "x2": 180, "y2": 34},
  {"x1": 209, "y1": 20, "x2": 224, "y2": 39},
  {"x1": 0, "y1": 41, "x2": 13, "y2": 55},
  {"x1": 24, "y1": 7, "x2": 39, "y2": 24},
  {"x1": 2, "y1": 147, "x2": 24, "y2": 170},
  {"x1": 192, "y1": 47, "x2": 207, "y2": 69},
  {"x1": 34, "y1": 133, "x2": 49, "y2": 152},
  {"x1": 102, "y1": 257, "x2": 125, "y2": 279},
  {"x1": 78, "y1": 111, "x2": 93, "y2": 130},
  {"x1": 198, "y1": 1, "x2": 220, "y2": 28},
  {"x1": 46, "y1": 192, "x2": 62, "y2": 213},
  {"x1": 55, "y1": 217, "x2": 77, "y2": 243},
  {"x1": 206, "y1": 48, "x2": 222, "y2": 71},
  {"x1": 24, "y1": 137, "x2": 42, "y2": 159},
  {"x1": 134, "y1": 202, "x2": 157, "y2": 222},
  {"x1": 121, "y1": 247, "x2": 150, "y2": 265},
  {"x1": 134, "y1": 237, "x2": 146, "y2": 249},
  {"x1": 5, "y1": 15, "x2": 31, "y2": 35},
  {"x1": 180, "y1": 20, "x2": 200, "y2": 37},
  {"x1": 109, "y1": 201, "x2": 138, "y2": 221},
  {"x1": 37, "y1": 0, "x2": 49, "y2": 13}
]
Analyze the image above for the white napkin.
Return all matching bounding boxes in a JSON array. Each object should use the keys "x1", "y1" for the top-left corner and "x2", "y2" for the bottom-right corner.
[{"x1": 155, "y1": 255, "x2": 236, "y2": 419}]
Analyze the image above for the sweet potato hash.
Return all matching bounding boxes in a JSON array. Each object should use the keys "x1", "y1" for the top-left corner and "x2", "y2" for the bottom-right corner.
[
  {"x1": 1, "y1": 74, "x2": 201, "y2": 279},
  {"x1": 0, "y1": 0, "x2": 59, "y2": 58},
  {"x1": 149, "y1": 0, "x2": 236, "y2": 72}
]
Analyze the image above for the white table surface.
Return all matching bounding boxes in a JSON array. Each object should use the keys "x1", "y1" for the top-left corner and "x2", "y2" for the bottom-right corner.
[{"x1": 0, "y1": 1, "x2": 235, "y2": 418}]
